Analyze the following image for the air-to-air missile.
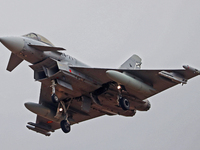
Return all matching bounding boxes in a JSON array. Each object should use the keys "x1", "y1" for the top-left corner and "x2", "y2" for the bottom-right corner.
[{"x1": 183, "y1": 65, "x2": 200, "y2": 74}]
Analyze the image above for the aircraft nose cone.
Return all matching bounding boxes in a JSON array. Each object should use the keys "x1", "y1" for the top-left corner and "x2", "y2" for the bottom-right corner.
[{"x1": 0, "y1": 37, "x2": 24, "y2": 53}]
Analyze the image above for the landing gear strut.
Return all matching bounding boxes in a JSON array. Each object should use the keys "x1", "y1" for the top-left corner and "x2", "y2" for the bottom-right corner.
[
  {"x1": 56, "y1": 100, "x2": 72, "y2": 134},
  {"x1": 51, "y1": 93, "x2": 59, "y2": 103},
  {"x1": 51, "y1": 80, "x2": 72, "y2": 133},
  {"x1": 50, "y1": 80, "x2": 59, "y2": 103}
]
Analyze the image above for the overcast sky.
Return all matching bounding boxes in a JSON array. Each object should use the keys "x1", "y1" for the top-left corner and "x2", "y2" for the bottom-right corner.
[{"x1": 0, "y1": 0, "x2": 200, "y2": 149}]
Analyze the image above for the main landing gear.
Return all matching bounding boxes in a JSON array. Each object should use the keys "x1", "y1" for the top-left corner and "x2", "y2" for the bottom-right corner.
[
  {"x1": 118, "y1": 96, "x2": 130, "y2": 110},
  {"x1": 50, "y1": 80, "x2": 71, "y2": 133},
  {"x1": 90, "y1": 82, "x2": 130, "y2": 111},
  {"x1": 117, "y1": 85, "x2": 130, "y2": 111}
]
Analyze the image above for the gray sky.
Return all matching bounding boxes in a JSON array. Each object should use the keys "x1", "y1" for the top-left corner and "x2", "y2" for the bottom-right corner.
[{"x1": 0, "y1": 0, "x2": 200, "y2": 149}]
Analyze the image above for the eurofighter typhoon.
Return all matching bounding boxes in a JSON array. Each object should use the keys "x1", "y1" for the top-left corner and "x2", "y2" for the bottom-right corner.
[{"x1": 0, "y1": 33, "x2": 199, "y2": 136}]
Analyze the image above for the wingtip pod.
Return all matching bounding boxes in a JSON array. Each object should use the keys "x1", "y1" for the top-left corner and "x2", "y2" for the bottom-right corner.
[{"x1": 183, "y1": 65, "x2": 200, "y2": 74}]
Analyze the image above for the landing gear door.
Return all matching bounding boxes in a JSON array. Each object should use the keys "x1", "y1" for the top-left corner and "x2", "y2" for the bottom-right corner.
[{"x1": 81, "y1": 96, "x2": 92, "y2": 112}]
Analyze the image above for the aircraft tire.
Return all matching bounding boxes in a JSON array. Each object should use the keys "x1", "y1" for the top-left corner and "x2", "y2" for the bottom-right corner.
[
  {"x1": 119, "y1": 97, "x2": 130, "y2": 110},
  {"x1": 51, "y1": 93, "x2": 59, "y2": 103},
  {"x1": 60, "y1": 120, "x2": 71, "y2": 133}
]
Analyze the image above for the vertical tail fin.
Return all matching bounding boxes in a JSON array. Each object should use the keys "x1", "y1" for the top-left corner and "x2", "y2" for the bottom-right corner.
[{"x1": 119, "y1": 54, "x2": 142, "y2": 69}]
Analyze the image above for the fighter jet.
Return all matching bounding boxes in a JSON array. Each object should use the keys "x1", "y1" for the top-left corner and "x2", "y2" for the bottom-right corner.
[{"x1": 0, "y1": 33, "x2": 199, "y2": 136}]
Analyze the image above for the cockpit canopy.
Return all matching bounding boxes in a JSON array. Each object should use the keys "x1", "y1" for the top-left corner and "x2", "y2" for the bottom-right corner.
[{"x1": 23, "y1": 33, "x2": 54, "y2": 46}]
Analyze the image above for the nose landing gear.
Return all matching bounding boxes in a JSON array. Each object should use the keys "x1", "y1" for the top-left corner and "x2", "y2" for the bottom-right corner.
[
  {"x1": 50, "y1": 80, "x2": 59, "y2": 103},
  {"x1": 51, "y1": 93, "x2": 59, "y2": 103},
  {"x1": 60, "y1": 120, "x2": 71, "y2": 133}
]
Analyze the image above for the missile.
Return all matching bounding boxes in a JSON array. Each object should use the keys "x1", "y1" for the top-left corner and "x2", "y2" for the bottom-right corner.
[
  {"x1": 24, "y1": 102, "x2": 65, "y2": 123},
  {"x1": 26, "y1": 125, "x2": 51, "y2": 136},
  {"x1": 158, "y1": 71, "x2": 187, "y2": 84},
  {"x1": 106, "y1": 70, "x2": 156, "y2": 94},
  {"x1": 183, "y1": 65, "x2": 200, "y2": 74}
]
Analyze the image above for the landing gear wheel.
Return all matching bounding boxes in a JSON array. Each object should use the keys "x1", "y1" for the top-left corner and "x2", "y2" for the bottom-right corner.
[
  {"x1": 119, "y1": 97, "x2": 130, "y2": 110},
  {"x1": 51, "y1": 93, "x2": 59, "y2": 103},
  {"x1": 60, "y1": 120, "x2": 71, "y2": 133}
]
